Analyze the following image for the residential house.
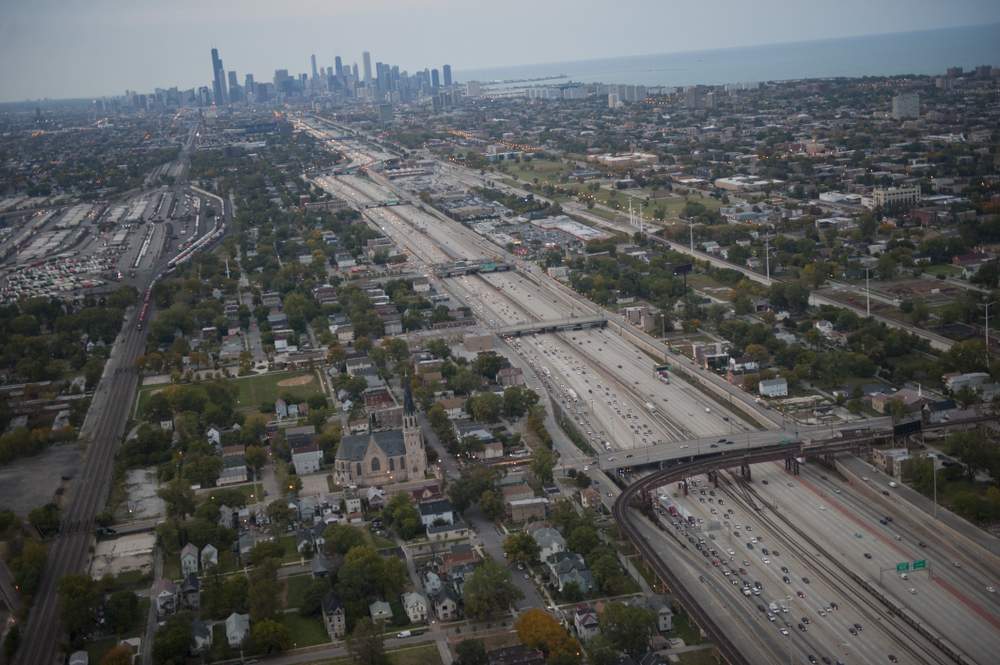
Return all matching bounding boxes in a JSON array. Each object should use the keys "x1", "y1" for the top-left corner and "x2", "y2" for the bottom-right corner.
[
  {"x1": 529, "y1": 527, "x2": 566, "y2": 562},
  {"x1": 436, "y1": 396, "x2": 467, "y2": 419},
  {"x1": 637, "y1": 595, "x2": 674, "y2": 632},
  {"x1": 481, "y1": 440, "x2": 504, "y2": 459},
  {"x1": 579, "y1": 487, "x2": 601, "y2": 509},
  {"x1": 871, "y1": 388, "x2": 927, "y2": 415},
  {"x1": 432, "y1": 588, "x2": 459, "y2": 621},
  {"x1": 322, "y1": 592, "x2": 347, "y2": 639},
  {"x1": 206, "y1": 426, "x2": 222, "y2": 447},
  {"x1": 573, "y1": 607, "x2": 600, "y2": 641},
  {"x1": 152, "y1": 579, "x2": 178, "y2": 617},
  {"x1": 180, "y1": 543, "x2": 199, "y2": 577},
  {"x1": 200, "y1": 544, "x2": 219, "y2": 570},
  {"x1": 419, "y1": 499, "x2": 455, "y2": 528},
  {"x1": 312, "y1": 553, "x2": 334, "y2": 578},
  {"x1": 507, "y1": 497, "x2": 548, "y2": 523},
  {"x1": 292, "y1": 443, "x2": 323, "y2": 475},
  {"x1": 180, "y1": 573, "x2": 200, "y2": 610},
  {"x1": 225, "y1": 612, "x2": 251, "y2": 647},
  {"x1": 369, "y1": 600, "x2": 394, "y2": 622},
  {"x1": 69, "y1": 653, "x2": 88, "y2": 665},
  {"x1": 191, "y1": 620, "x2": 213, "y2": 654},
  {"x1": 758, "y1": 377, "x2": 788, "y2": 398},
  {"x1": 546, "y1": 551, "x2": 594, "y2": 593},
  {"x1": 402, "y1": 591, "x2": 429, "y2": 624},
  {"x1": 423, "y1": 570, "x2": 443, "y2": 595},
  {"x1": 497, "y1": 366, "x2": 525, "y2": 387}
]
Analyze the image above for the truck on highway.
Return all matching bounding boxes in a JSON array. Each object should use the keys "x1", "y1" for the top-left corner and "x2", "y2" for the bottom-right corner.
[
  {"x1": 645, "y1": 402, "x2": 656, "y2": 412},
  {"x1": 567, "y1": 389, "x2": 579, "y2": 402}
]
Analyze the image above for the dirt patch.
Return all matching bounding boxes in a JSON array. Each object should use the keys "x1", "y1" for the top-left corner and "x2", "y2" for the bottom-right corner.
[{"x1": 277, "y1": 374, "x2": 315, "y2": 387}]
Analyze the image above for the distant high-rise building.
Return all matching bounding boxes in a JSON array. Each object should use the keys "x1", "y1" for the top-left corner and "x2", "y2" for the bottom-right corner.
[
  {"x1": 891, "y1": 92, "x2": 920, "y2": 120},
  {"x1": 362, "y1": 51, "x2": 372, "y2": 86},
  {"x1": 210, "y1": 48, "x2": 228, "y2": 105},
  {"x1": 352, "y1": 63, "x2": 359, "y2": 79},
  {"x1": 431, "y1": 68, "x2": 440, "y2": 90},
  {"x1": 244, "y1": 74, "x2": 255, "y2": 98},
  {"x1": 311, "y1": 54, "x2": 318, "y2": 79},
  {"x1": 443, "y1": 64, "x2": 452, "y2": 87},
  {"x1": 227, "y1": 70, "x2": 240, "y2": 102},
  {"x1": 335, "y1": 56, "x2": 344, "y2": 77}
]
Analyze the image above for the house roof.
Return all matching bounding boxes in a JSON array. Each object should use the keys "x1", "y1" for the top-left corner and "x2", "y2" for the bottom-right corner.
[
  {"x1": 419, "y1": 499, "x2": 453, "y2": 516},
  {"x1": 225, "y1": 612, "x2": 250, "y2": 634},
  {"x1": 337, "y1": 429, "x2": 405, "y2": 461},
  {"x1": 322, "y1": 591, "x2": 344, "y2": 614}
]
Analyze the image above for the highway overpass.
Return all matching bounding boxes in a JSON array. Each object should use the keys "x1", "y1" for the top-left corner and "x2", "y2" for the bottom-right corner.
[{"x1": 497, "y1": 315, "x2": 608, "y2": 336}]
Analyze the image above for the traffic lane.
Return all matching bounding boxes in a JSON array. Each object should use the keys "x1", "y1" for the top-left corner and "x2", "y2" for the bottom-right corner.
[
  {"x1": 755, "y1": 464, "x2": 1000, "y2": 664},
  {"x1": 633, "y1": 513, "x2": 790, "y2": 665},
  {"x1": 676, "y1": 475, "x2": 907, "y2": 665}
]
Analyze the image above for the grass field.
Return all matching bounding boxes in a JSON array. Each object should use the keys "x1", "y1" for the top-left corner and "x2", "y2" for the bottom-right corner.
[
  {"x1": 285, "y1": 573, "x2": 314, "y2": 609},
  {"x1": 280, "y1": 613, "x2": 330, "y2": 648},
  {"x1": 233, "y1": 370, "x2": 324, "y2": 409}
]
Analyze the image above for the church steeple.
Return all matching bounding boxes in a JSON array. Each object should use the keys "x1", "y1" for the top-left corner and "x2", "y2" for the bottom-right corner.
[{"x1": 403, "y1": 380, "x2": 415, "y2": 416}]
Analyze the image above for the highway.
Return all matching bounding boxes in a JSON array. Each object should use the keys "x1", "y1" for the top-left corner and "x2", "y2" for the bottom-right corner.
[
  {"x1": 312, "y1": 169, "x2": 752, "y2": 462},
  {"x1": 13, "y1": 124, "x2": 227, "y2": 665}
]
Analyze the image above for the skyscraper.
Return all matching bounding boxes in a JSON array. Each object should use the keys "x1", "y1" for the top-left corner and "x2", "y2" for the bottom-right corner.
[
  {"x1": 210, "y1": 48, "x2": 228, "y2": 105},
  {"x1": 431, "y1": 68, "x2": 440, "y2": 90},
  {"x1": 311, "y1": 54, "x2": 318, "y2": 79},
  {"x1": 362, "y1": 51, "x2": 372, "y2": 86},
  {"x1": 227, "y1": 70, "x2": 240, "y2": 102},
  {"x1": 443, "y1": 64, "x2": 452, "y2": 87},
  {"x1": 244, "y1": 74, "x2": 255, "y2": 98},
  {"x1": 335, "y1": 56, "x2": 343, "y2": 77}
]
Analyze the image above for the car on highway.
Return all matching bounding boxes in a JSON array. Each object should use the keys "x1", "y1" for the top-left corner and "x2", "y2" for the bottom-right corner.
[
  {"x1": 864, "y1": 552, "x2": 872, "y2": 559},
  {"x1": 798, "y1": 623, "x2": 806, "y2": 632},
  {"x1": 802, "y1": 577, "x2": 811, "y2": 584},
  {"x1": 783, "y1": 576, "x2": 790, "y2": 583},
  {"x1": 849, "y1": 627, "x2": 857, "y2": 636},
  {"x1": 779, "y1": 628, "x2": 789, "y2": 636}
]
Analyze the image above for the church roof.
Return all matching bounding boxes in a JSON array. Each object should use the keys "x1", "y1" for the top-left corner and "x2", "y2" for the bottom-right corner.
[{"x1": 337, "y1": 429, "x2": 405, "y2": 461}]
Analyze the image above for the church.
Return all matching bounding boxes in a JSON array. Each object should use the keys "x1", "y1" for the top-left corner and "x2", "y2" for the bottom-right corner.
[{"x1": 333, "y1": 386, "x2": 427, "y2": 487}]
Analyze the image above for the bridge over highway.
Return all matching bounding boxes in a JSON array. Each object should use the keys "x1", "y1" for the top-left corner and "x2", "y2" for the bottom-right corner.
[
  {"x1": 597, "y1": 412, "x2": 995, "y2": 470},
  {"x1": 497, "y1": 315, "x2": 608, "y2": 336}
]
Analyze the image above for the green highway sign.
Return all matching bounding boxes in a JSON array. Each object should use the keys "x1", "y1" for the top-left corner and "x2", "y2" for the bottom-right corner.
[
  {"x1": 896, "y1": 562, "x2": 910, "y2": 573},
  {"x1": 913, "y1": 560, "x2": 926, "y2": 570}
]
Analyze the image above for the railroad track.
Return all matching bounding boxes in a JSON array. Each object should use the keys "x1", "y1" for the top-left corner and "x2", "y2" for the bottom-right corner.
[{"x1": 726, "y1": 475, "x2": 968, "y2": 665}]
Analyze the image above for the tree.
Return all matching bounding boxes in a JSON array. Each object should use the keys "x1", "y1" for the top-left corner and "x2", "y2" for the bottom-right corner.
[
  {"x1": 383, "y1": 492, "x2": 423, "y2": 539},
  {"x1": 599, "y1": 602, "x2": 656, "y2": 657},
  {"x1": 503, "y1": 532, "x2": 541, "y2": 565},
  {"x1": 245, "y1": 445, "x2": 268, "y2": 476},
  {"x1": 448, "y1": 467, "x2": 498, "y2": 514},
  {"x1": 57, "y1": 574, "x2": 100, "y2": 640},
  {"x1": 566, "y1": 525, "x2": 600, "y2": 557},
  {"x1": 100, "y1": 645, "x2": 135, "y2": 665},
  {"x1": 28, "y1": 503, "x2": 61, "y2": 536},
  {"x1": 248, "y1": 540, "x2": 285, "y2": 566},
  {"x1": 299, "y1": 578, "x2": 331, "y2": 617},
  {"x1": 105, "y1": 590, "x2": 140, "y2": 635},
  {"x1": 515, "y1": 608, "x2": 580, "y2": 665},
  {"x1": 324, "y1": 523, "x2": 367, "y2": 555},
  {"x1": 463, "y1": 559, "x2": 523, "y2": 620},
  {"x1": 466, "y1": 392, "x2": 503, "y2": 423},
  {"x1": 248, "y1": 559, "x2": 281, "y2": 622},
  {"x1": 346, "y1": 618, "x2": 389, "y2": 665},
  {"x1": 455, "y1": 639, "x2": 488, "y2": 665},
  {"x1": 152, "y1": 613, "x2": 193, "y2": 665},
  {"x1": 158, "y1": 479, "x2": 196, "y2": 520},
  {"x1": 530, "y1": 446, "x2": 556, "y2": 485},
  {"x1": 250, "y1": 618, "x2": 292, "y2": 654},
  {"x1": 479, "y1": 489, "x2": 504, "y2": 521},
  {"x1": 266, "y1": 499, "x2": 295, "y2": 535}
]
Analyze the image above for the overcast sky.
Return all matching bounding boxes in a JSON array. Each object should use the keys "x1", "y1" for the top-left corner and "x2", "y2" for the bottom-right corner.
[{"x1": 1, "y1": 0, "x2": 999, "y2": 102}]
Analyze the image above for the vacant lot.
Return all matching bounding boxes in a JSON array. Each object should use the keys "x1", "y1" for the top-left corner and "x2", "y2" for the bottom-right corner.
[{"x1": 0, "y1": 442, "x2": 81, "y2": 515}]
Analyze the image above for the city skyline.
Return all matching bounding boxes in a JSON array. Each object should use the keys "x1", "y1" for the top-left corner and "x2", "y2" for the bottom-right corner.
[{"x1": 2, "y1": 0, "x2": 1000, "y2": 102}]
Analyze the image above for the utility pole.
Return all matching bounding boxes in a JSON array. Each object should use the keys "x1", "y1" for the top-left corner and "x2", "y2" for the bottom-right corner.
[
  {"x1": 981, "y1": 301, "x2": 996, "y2": 369},
  {"x1": 865, "y1": 267, "x2": 872, "y2": 317},
  {"x1": 764, "y1": 236, "x2": 771, "y2": 284},
  {"x1": 689, "y1": 220, "x2": 694, "y2": 252}
]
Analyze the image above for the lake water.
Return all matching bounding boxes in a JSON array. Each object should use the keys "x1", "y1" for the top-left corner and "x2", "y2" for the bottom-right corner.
[{"x1": 456, "y1": 23, "x2": 1000, "y2": 88}]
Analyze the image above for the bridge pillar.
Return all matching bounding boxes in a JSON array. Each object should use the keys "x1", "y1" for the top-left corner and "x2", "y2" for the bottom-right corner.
[
  {"x1": 682, "y1": 479, "x2": 688, "y2": 496},
  {"x1": 741, "y1": 462, "x2": 751, "y2": 481},
  {"x1": 784, "y1": 455, "x2": 792, "y2": 472},
  {"x1": 710, "y1": 470, "x2": 719, "y2": 488},
  {"x1": 792, "y1": 458, "x2": 800, "y2": 476}
]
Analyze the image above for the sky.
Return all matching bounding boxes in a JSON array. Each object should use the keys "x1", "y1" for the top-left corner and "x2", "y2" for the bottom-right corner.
[{"x1": 1, "y1": 0, "x2": 999, "y2": 102}]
